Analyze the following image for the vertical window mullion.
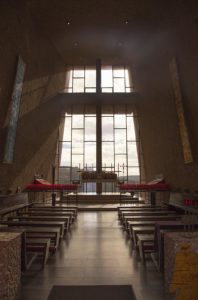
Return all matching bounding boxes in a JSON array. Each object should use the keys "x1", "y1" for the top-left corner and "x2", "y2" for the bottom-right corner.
[
  {"x1": 124, "y1": 66, "x2": 127, "y2": 93},
  {"x1": 84, "y1": 66, "x2": 85, "y2": 93},
  {"x1": 125, "y1": 105, "x2": 128, "y2": 182},
  {"x1": 113, "y1": 105, "x2": 116, "y2": 176},
  {"x1": 112, "y1": 66, "x2": 114, "y2": 93}
]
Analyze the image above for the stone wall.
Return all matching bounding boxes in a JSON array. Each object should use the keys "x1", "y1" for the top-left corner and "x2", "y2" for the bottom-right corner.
[{"x1": 0, "y1": 232, "x2": 21, "y2": 300}]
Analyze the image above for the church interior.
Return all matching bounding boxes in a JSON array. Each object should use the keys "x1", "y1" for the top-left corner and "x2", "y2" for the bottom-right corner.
[{"x1": 0, "y1": 0, "x2": 198, "y2": 299}]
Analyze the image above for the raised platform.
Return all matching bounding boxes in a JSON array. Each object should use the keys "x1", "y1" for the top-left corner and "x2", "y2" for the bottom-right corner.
[
  {"x1": 59, "y1": 193, "x2": 147, "y2": 211},
  {"x1": 63, "y1": 192, "x2": 145, "y2": 204}
]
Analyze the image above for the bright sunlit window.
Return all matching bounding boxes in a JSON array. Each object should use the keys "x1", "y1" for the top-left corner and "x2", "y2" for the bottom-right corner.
[
  {"x1": 101, "y1": 66, "x2": 132, "y2": 93},
  {"x1": 64, "y1": 65, "x2": 133, "y2": 93},
  {"x1": 57, "y1": 105, "x2": 140, "y2": 192}
]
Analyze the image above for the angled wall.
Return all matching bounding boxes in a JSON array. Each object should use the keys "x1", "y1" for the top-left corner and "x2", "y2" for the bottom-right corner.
[
  {"x1": 134, "y1": 2, "x2": 198, "y2": 191},
  {"x1": 0, "y1": 1, "x2": 66, "y2": 193}
]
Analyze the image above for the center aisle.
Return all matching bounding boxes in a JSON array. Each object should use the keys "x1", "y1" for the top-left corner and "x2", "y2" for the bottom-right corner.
[{"x1": 21, "y1": 212, "x2": 165, "y2": 300}]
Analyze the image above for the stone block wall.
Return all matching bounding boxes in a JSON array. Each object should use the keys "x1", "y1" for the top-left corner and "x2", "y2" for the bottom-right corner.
[{"x1": 0, "y1": 232, "x2": 21, "y2": 300}]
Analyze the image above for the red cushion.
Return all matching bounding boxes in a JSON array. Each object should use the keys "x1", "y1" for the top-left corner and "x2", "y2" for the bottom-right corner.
[
  {"x1": 25, "y1": 183, "x2": 78, "y2": 191},
  {"x1": 119, "y1": 183, "x2": 171, "y2": 191}
]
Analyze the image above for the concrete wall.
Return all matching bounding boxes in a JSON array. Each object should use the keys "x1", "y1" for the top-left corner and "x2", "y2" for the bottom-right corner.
[
  {"x1": 134, "y1": 2, "x2": 198, "y2": 191},
  {"x1": 0, "y1": 1, "x2": 67, "y2": 193}
]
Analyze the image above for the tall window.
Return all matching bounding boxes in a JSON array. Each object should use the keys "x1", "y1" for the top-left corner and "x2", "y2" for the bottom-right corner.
[
  {"x1": 64, "y1": 65, "x2": 133, "y2": 93},
  {"x1": 58, "y1": 109, "x2": 97, "y2": 191},
  {"x1": 102, "y1": 107, "x2": 139, "y2": 183},
  {"x1": 64, "y1": 66, "x2": 96, "y2": 93},
  {"x1": 57, "y1": 105, "x2": 140, "y2": 192},
  {"x1": 101, "y1": 66, "x2": 132, "y2": 93},
  {"x1": 57, "y1": 64, "x2": 140, "y2": 193}
]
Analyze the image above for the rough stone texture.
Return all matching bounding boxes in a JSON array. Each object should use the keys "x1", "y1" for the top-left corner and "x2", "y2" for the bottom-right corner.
[
  {"x1": 0, "y1": 232, "x2": 21, "y2": 300},
  {"x1": 164, "y1": 231, "x2": 198, "y2": 299}
]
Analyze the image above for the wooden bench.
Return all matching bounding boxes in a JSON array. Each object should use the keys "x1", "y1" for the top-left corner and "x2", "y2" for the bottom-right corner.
[
  {"x1": 0, "y1": 220, "x2": 65, "y2": 238},
  {"x1": 123, "y1": 215, "x2": 180, "y2": 231},
  {"x1": 121, "y1": 210, "x2": 176, "y2": 224},
  {"x1": 118, "y1": 205, "x2": 164, "y2": 219},
  {"x1": 0, "y1": 203, "x2": 32, "y2": 220},
  {"x1": 128, "y1": 221, "x2": 156, "y2": 239},
  {"x1": 132, "y1": 226, "x2": 155, "y2": 248},
  {"x1": 30, "y1": 206, "x2": 78, "y2": 217},
  {"x1": 26, "y1": 233, "x2": 56, "y2": 253},
  {"x1": 20, "y1": 211, "x2": 75, "y2": 224},
  {"x1": 137, "y1": 234, "x2": 155, "y2": 264},
  {"x1": 8, "y1": 215, "x2": 70, "y2": 232},
  {"x1": 26, "y1": 238, "x2": 51, "y2": 268}
]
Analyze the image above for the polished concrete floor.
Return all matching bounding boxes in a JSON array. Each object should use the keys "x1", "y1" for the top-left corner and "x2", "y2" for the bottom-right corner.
[{"x1": 20, "y1": 212, "x2": 165, "y2": 300}]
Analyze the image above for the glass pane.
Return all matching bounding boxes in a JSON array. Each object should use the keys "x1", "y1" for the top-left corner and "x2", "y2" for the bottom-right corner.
[
  {"x1": 72, "y1": 155, "x2": 83, "y2": 168},
  {"x1": 102, "y1": 142, "x2": 114, "y2": 167},
  {"x1": 115, "y1": 114, "x2": 126, "y2": 128},
  {"x1": 62, "y1": 117, "x2": 71, "y2": 141},
  {"x1": 113, "y1": 67, "x2": 125, "y2": 77},
  {"x1": 115, "y1": 155, "x2": 127, "y2": 170},
  {"x1": 84, "y1": 182, "x2": 96, "y2": 193},
  {"x1": 85, "y1": 117, "x2": 96, "y2": 141},
  {"x1": 59, "y1": 167, "x2": 71, "y2": 183},
  {"x1": 125, "y1": 69, "x2": 131, "y2": 87},
  {"x1": 102, "y1": 88, "x2": 113, "y2": 93},
  {"x1": 72, "y1": 142, "x2": 83, "y2": 154},
  {"x1": 72, "y1": 115, "x2": 84, "y2": 128},
  {"x1": 114, "y1": 78, "x2": 125, "y2": 92},
  {"x1": 72, "y1": 129, "x2": 83, "y2": 154},
  {"x1": 73, "y1": 67, "x2": 84, "y2": 78},
  {"x1": 102, "y1": 166, "x2": 115, "y2": 172},
  {"x1": 127, "y1": 117, "x2": 136, "y2": 140},
  {"x1": 85, "y1": 69, "x2": 96, "y2": 87},
  {"x1": 71, "y1": 166, "x2": 81, "y2": 181},
  {"x1": 73, "y1": 78, "x2": 84, "y2": 93},
  {"x1": 115, "y1": 129, "x2": 126, "y2": 153},
  {"x1": 101, "y1": 66, "x2": 113, "y2": 87},
  {"x1": 60, "y1": 142, "x2": 71, "y2": 166},
  {"x1": 128, "y1": 167, "x2": 140, "y2": 181},
  {"x1": 85, "y1": 88, "x2": 96, "y2": 93},
  {"x1": 85, "y1": 142, "x2": 96, "y2": 167},
  {"x1": 102, "y1": 117, "x2": 113, "y2": 141},
  {"x1": 128, "y1": 142, "x2": 139, "y2": 166}
]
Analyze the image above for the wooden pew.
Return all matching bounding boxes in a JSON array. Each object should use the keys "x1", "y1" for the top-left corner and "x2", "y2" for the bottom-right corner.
[
  {"x1": 118, "y1": 205, "x2": 164, "y2": 219},
  {"x1": 0, "y1": 220, "x2": 65, "y2": 238},
  {"x1": 26, "y1": 238, "x2": 51, "y2": 268},
  {"x1": 20, "y1": 211, "x2": 75, "y2": 224},
  {"x1": 131, "y1": 226, "x2": 155, "y2": 248},
  {"x1": 120, "y1": 210, "x2": 176, "y2": 224},
  {"x1": 128, "y1": 221, "x2": 156, "y2": 240},
  {"x1": 123, "y1": 214, "x2": 180, "y2": 231},
  {"x1": 30, "y1": 206, "x2": 78, "y2": 217},
  {"x1": 8, "y1": 215, "x2": 70, "y2": 232},
  {"x1": 0, "y1": 203, "x2": 32, "y2": 220},
  {"x1": 137, "y1": 234, "x2": 155, "y2": 264}
]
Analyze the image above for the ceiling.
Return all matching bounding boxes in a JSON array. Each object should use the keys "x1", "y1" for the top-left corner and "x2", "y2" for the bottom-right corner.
[{"x1": 25, "y1": 0, "x2": 168, "y2": 65}]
